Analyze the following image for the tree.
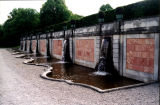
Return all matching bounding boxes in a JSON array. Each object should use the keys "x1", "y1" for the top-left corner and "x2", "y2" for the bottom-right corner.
[
  {"x1": 0, "y1": 25, "x2": 3, "y2": 41},
  {"x1": 0, "y1": 25, "x2": 3, "y2": 36},
  {"x1": 2, "y1": 8, "x2": 40, "y2": 46},
  {"x1": 40, "y1": 0, "x2": 71, "y2": 27},
  {"x1": 70, "y1": 14, "x2": 83, "y2": 20},
  {"x1": 100, "y1": 4, "x2": 113, "y2": 12}
]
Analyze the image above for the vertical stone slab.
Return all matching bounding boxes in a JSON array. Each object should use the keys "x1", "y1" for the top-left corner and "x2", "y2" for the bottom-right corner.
[
  {"x1": 23, "y1": 41, "x2": 25, "y2": 51},
  {"x1": 32, "y1": 40, "x2": 37, "y2": 53},
  {"x1": 27, "y1": 40, "x2": 30, "y2": 53},
  {"x1": 113, "y1": 35, "x2": 120, "y2": 71},
  {"x1": 75, "y1": 39, "x2": 94, "y2": 62},
  {"x1": 126, "y1": 38, "x2": 155, "y2": 74},
  {"x1": 52, "y1": 39, "x2": 63, "y2": 59},
  {"x1": 53, "y1": 40, "x2": 62, "y2": 56},
  {"x1": 123, "y1": 34, "x2": 159, "y2": 82},
  {"x1": 39, "y1": 39, "x2": 47, "y2": 56},
  {"x1": 74, "y1": 37, "x2": 97, "y2": 68}
]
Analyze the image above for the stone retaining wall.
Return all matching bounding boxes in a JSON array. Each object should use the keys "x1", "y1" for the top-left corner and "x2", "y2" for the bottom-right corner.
[
  {"x1": 31, "y1": 40, "x2": 37, "y2": 53},
  {"x1": 51, "y1": 39, "x2": 63, "y2": 59},
  {"x1": 21, "y1": 16, "x2": 160, "y2": 82}
]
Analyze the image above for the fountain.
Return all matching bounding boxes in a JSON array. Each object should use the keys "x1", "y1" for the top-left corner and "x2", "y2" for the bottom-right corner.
[
  {"x1": 62, "y1": 39, "x2": 71, "y2": 63},
  {"x1": 20, "y1": 37, "x2": 23, "y2": 51},
  {"x1": 94, "y1": 37, "x2": 119, "y2": 77},
  {"x1": 24, "y1": 36, "x2": 27, "y2": 52},
  {"x1": 18, "y1": 36, "x2": 141, "y2": 91},
  {"x1": 29, "y1": 35, "x2": 33, "y2": 53},
  {"x1": 46, "y1": 33, "x2": 51, "y2": 59}
]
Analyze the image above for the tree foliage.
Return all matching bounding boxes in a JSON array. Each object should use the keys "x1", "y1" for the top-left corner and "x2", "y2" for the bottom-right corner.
[
  {"x1": 0, "y1": 25, "x2": 3, "y2": 39},
  {"x1": 100, "y1": 4, "x2": 113, "y2": 12},
  {"x1": 52, "y1": 0, "x2": 159, "y2": 32},
  {"x1": 70, "y1": 13, "x2": 83, "y2": 20},
  {"x1": 2, "y1": 8, "x2": 39, "y2": 46},
  {"x1": 0, "y1": 0, "x2": 159, "y2": 47},
  {"x1": 40, "y1": 0, "x2": 71, "y2": 27}
]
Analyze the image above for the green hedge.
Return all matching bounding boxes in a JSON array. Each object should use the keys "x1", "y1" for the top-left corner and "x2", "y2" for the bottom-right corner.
[{"x1": 41, "y1": 0, "x2": 159, "y2": 33}]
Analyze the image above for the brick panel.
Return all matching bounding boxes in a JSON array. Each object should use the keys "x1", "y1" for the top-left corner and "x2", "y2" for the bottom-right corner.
[
  {"x1": 126, "y1": 38, "x2": 155, "y2": 74},
  {"x1": 39, "y1": 40, "x2": 46, "y2": 54},
  {"x1": 32, "y1": 40, "x2": 36, "y2": 52},
  {"x1": 76, "y1": 39, "x2": 94, "y2": 62},
  {"x1": 53, "y1": 40, "x2": 62, "y2": 56}
]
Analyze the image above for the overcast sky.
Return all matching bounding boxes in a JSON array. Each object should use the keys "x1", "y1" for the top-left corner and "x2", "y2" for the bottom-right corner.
[{"x1": 0, "y1": 0, "x2": 143, "y2": 24}]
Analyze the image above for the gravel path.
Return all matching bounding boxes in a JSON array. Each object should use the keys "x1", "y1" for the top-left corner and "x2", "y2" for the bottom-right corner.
[{"x1": 0, "y1": 49, "x2": 159, "y2": 105}]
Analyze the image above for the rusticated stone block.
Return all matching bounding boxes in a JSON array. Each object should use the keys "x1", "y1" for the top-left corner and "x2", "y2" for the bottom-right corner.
[
  {"x1": 32, "y1": 40, "x2": 36, "y2": 53},
  {"x1": 126, "y1": 45, "x2": 135, "y2": 51},
  {"x1": 53, "y1": 40, "x2": 62, "y2": 56},
  {"x1": 126, "y1": 38, "x2": 155, "y2": 74},
  {"x1": 75, "y1": 39, "x2": 94, "y2": 62},
  {"x1": 39, "y1": 40, "x2": 46, "y2": 55},
  {"x1": 127, "y1": 39, "x2": 138, "y2": 44}
]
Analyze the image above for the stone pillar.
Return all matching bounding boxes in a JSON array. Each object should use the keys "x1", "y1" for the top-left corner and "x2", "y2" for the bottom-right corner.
[
  {"x1": 36, "y1": 34, "x2": 39, "y2": 55},
  {"x1": 158, "y1": 34, "x2": 160, "y2": 81},
  {"x1": 113, "y1": 35, "x2": 120, "y2": 72}
]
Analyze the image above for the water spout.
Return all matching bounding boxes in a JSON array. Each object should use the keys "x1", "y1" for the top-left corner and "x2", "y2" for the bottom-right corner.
[
  {"x1": 62, "y1": 39, "x2": 71, "y2": 63},
  {"x1": 94, "y1": 57, "x2": 110, "y2": 75},
  {"x1": 94, "y1": 37, "x2": 111, "y2": 76}
]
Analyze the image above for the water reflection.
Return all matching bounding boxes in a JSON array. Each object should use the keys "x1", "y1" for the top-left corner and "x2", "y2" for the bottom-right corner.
[
  {"x1": 47, "y1": 62, "x2": 141, "y2": 90},
  {"x1": 12, "y1": 49, "x2": 141, "y2": 90}
]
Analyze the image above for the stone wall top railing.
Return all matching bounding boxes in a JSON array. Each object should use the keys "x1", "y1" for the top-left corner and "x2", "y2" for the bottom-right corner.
[
  {"x1": 124, "y1": 17, "x2": 159, "y2": 29},
  {"x1": 39, "y1": 34, "x2": 46, "y2": 39},
  {"x1": 123, "y1": 17, "x2": 159, "y2": 34},
  {"x1": 24, "y1": 16, "x2": 160, "y2": 40},
  {"x1": 102, "y1": 23, "x2": 115, "y2": 31},
  {"x1": 31, "y1": 36, "x2": 37, "y2": 40},
  {"x1": 52, "y1": 31, "x2": 63, "y2": 38},
  {"x1": 75, "y1": 25, "x2": 99, "y2": 34}
]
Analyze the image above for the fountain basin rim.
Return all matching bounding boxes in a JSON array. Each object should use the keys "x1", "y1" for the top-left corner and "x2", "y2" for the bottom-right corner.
[
  {"x1": 41, "y1": 67, "x2": 157, "y2": 93},
  {"x1": 15, "y1": 54, "x2": 26, "y2": 58},
  {"x1": 21, "y1": 54, "x2": 157, "y2": 93}
]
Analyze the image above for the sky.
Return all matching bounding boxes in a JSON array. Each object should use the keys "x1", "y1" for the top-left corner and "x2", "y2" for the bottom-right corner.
[{"x1": 0, "y1": 0, "x2": 143, "y2": 24}]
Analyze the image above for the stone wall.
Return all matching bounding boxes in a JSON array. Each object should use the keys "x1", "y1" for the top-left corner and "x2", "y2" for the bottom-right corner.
[
  {"x1": 39, "y1": 39, "x2": 47, "y2": 56},
  {"x1": 31, "y1": 40, "x2": 37, "y2": 53},
  {"x1": 52, "y1": 39, "x2": 63, "y2": 59},
  {"x1": 22, "y1": 16, "x2": 160, "y2": 82},
  {"x1": 27, "y1": 40, "x2": 30, "y2": 53},
  {"x1": 122, "y1": 34, "x2": 159, "y2": 82},
  {"x1": 120, "y1": 17, "x2": 160, "y2": 82},
  {"x1": 22, "y1": 41, "x2": 25, "y2": 51},
  {"x1": 73, "y1": 36, "x2": 100, "y2": 68}
]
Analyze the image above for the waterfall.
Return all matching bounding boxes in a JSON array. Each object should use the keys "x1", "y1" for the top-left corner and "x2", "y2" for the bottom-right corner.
[
  {"x1": 62, "y1": 40, "x2": 67, "y2": 61},
  {"x1": 93, "y1": 38, "x2": 111, "y2": 76},
  {"x1": 62, "y1": 39, "x2": 71, "y2": 63}
]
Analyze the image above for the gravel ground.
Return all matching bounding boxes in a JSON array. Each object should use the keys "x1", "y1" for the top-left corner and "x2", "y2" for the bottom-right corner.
[{"x1": 0, "y1": 49, "x2": 159, "y2": 105}]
